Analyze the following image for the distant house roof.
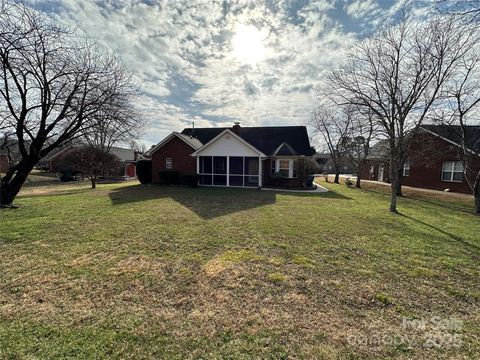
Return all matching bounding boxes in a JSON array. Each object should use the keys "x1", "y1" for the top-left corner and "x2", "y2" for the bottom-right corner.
[
  {"x1": 420, "y1": 125, "x2": 480, "y2": 153},
  {"x1": 44, "y1": 144, "x2": 136, "y2": 162},
  {"x1": 366, "y1": 140, "x2": 390, "y2": 160},
  {"x1": 108, "y1": 146, "x2": 136, "y2": 162},
  {"x1": 181, "y1": 126, "x2": 313, "y2": 156},
  {"x1": 176, "y1": 133, "x2": 203, "y2": 149},
  {"x1": 313, "y1": 153, "x2": 331, "y2": 165}
]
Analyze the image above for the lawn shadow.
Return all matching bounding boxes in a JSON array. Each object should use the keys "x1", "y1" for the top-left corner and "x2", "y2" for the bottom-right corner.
[
  {"x1": 400, "y1": 213, "x2": 480, "y2": 254},
  {"x1": 108, "y1": 184, "x2": 349, "y2": 219},
  {"x1": 109, "y1": 184, "x2": 276, "y2": 219}
]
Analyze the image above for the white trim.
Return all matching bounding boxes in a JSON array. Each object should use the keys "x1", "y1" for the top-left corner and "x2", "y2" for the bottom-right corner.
[
  {"x1": 441, "y1": 160, "x2": 464, "y2": 183},
  {"x1": 420, "y1": 127, "x2": 476, "y2": 155},
  {"x1": 146, "y1": 132, "x2": 200, "y2": 156},
  {"x1": 226, "y1": 155, "x2": 230, "y2": 186},
  {"x1": 259, "y1": 157, "x2": 262, "y2": 187},
  {"x1": 402, "y1": 161, "x2": 410, "y2": 177},
  {"x1": 191, "y1": 129, "x2": 266, "y2": 157},
  {"x1": 272, "y1": 142, "x2": 297, "y2": 156},
  {"x1": 45, "y1": 145, "x2": 76, "y2": 162}
]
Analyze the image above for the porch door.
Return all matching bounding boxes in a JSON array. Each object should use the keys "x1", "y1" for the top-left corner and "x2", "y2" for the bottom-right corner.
[
  {"x1": 244, "y1": 157, "x2": 259, "y2": 187},
  {"x1": 213, "y1": 157, "x2": 227, "y2": 185},
  {"x1": 378, "y1": 165, "x2": 384, "y2": 182}
]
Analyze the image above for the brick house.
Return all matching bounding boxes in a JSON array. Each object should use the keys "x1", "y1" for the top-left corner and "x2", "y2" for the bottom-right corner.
[
  {"x1": 0, "y1": 152, "x2": 9, "y2": 173},
  {"x1": 42, "y1": 145, "x2": 139, "y2": 178},
  {"x1": 146, "y1": 123, "x2": 315, "y2": 189},
  {"x1": 360, "y1": 125, "x2": 480, "y2": 194}
]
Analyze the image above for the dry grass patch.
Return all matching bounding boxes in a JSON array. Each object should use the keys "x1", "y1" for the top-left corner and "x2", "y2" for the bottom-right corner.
[{"x1": 0, "y1": 179, "x2": 479, "y2": 358}]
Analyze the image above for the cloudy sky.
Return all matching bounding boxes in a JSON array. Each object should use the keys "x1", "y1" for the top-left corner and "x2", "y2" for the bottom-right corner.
[{"x1": 28, "y1": 0, "x2": 431, "y2": 147}]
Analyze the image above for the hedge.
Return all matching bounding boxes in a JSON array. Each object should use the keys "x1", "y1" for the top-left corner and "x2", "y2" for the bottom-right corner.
[{"x1": 136, "y1": 160, "x2": 152, "y2": 184}]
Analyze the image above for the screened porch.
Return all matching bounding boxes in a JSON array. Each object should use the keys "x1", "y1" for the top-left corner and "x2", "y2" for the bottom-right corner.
[{"x1": 197, "y1": 156, "x2": 262, "y2": 187}]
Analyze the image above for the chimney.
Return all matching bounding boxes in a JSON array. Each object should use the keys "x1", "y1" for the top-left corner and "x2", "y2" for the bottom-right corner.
[
  {"x1": 232, "y1": 122, "x2": 241, "y2": 134},
  {"x1": 191, "y1": 121, "x2": 195, "y2": 138},
  {"x1": 134, "y1": 150, "x2": 139, "y2": 161}
]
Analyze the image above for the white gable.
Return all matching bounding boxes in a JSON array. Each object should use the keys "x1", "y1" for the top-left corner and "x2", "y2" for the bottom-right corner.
[{"x1": 195, "y1": 131, "x2": 261, "y2": 157}]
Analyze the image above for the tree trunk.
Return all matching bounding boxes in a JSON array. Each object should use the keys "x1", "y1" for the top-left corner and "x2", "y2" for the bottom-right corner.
[
  {"x1": 474, "y1": 173, "x2": 480, "y2": 215},
  {"x1": 389, "y1": 160, "x2": 398, "y2": 213},
  {"x1": 0, "y1": 159, "x2": 36, "y2": 206},
  {"x1": 91, "y1": 178, "x2": 96, "y2": 189},
  {"x1": 396, "y1": 170, "x2": 403, "y2": 197},
  {"x1": 334, "y1": 172, "x2": 340, "y2": 184},
  {"x1": 390, "y1": 179, "x2": 398, "y2": 213},
  {"x1": 355, "y1": 175, "x2": 361, "y2": 188}
]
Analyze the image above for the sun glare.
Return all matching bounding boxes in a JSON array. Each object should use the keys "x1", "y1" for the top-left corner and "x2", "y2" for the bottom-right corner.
[{"x1": 232, "y1": 24, "x2": 266, "y2": 65}]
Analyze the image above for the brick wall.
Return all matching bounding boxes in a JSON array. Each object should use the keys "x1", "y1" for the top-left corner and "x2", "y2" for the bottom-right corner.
[
  {"x1": 360, "y1": 131, "x2": 480, "y2": 194},
  {"x1": 404, "y1": 131, "x2": 477, "y2": 194},
  {"x1": 0, "y1": 154, "x2": 9, "y2": 173},
  {"x1": 262, "y1": 158, "x2": 306, "y2": 189},
  {"x1": 151, "y1": 136, "x2": 196, "y2": 183}
]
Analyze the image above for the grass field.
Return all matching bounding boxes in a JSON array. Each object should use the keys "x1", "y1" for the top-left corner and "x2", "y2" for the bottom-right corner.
[{"x1": 0, "y1": 178, "x2": 479, "y2": 359}]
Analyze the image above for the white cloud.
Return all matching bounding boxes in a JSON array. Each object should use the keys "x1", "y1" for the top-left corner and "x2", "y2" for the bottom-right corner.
[
  {"x1": 345, "y1": 0, "x2": 380, "y2": 19},
  {"x1": 26, "y1": 0, "x2": 432, "y2": 148}
]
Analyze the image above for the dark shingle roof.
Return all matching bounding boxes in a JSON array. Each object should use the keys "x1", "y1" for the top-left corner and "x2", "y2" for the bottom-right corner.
[
  {"x1": 421, "y1": 125, "x2": 480, "y2": 153},
  {"x1": 273, "y1": 142, "x2": 298, "y2": 156},
  {"x1": 181, "y1": 126, "x2": 313, "y2": 156},
  {"x1": 366, "y1": 140, "x2": 390, "y2": 160}
]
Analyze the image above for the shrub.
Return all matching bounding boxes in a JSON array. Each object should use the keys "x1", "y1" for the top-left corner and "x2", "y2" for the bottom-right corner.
[
  {"x1": 271, "y1": 171, "x2": 286, "y2": 179},
  {"x1": 182, "y1": 174, "x2": 198, "y2": 187},
  {"x1": 344, "y1": 177, "x2": 353, "y2": 187},
  {"x1": 158, "y1": 171, "x2": 180, "y2": 185},
  {"x1": 136, "y1": 160, "x2": 152, "y2": 184}
]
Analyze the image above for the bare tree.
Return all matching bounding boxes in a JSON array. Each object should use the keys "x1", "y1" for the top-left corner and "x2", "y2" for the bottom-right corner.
[
  {"x1": 438, "y1": 0, "x2": 480, "y2": 22},
  {"x1": 60, "y1": 145, "x2": 119, "y2": 189},
  {"x1": 344, "y1": 107, "x2": 377, "y2": 188},
  {"x1": 327, "y1": 16, "x2": 478, "y2": 213},
  {"x1": 311, "y1": 104, "x2": 351, "y2": 184},
  {"x1": 82, "y1": 82, "x2": 144, "y2": 152},
  {"x1": 436, "y1": 47, "x2": 480, "y2": 214},
  {"x1": 0, "y1": 2, "x2": 138, "y2": 207}
]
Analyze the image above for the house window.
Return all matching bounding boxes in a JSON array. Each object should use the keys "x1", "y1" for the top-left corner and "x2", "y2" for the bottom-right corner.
[
  {"x1": 273, "y1": 159, "x2": 297, "y2": 178},
  {"x1": 165, "y1": 157, "x2": 173, "y2": 169},
  {"x1": 402, "y1": 161, "x2": 410, "y2": 177},
  {"x1": 442, "y1": 161, "x2": 463, "y2": 182},
  {"x1": 278, "y1": 159, "x2": 290, "y2": 177}
]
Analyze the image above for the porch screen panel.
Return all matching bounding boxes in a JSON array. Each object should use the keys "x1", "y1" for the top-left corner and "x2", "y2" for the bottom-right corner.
[
  {"x1": 229, "y1": 157, "x2": 243, "y2": 174},
  {"x1": 244, "y1": 157, "x2": 259, "y2": 187},
  {"x1": 199, "y1": 156, "x2": 213, "y2": 185},
  {"x1": 198, "y1": 175, "x2": 212, "y2": 185},
  {"x1": 199, "y1": 156, "x2": 212, "y2": 174},
  {"x1": 229, "y1": 157, "x2": 244, "y2": 186}
]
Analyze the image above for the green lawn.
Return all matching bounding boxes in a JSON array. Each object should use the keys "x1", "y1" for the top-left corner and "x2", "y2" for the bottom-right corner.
[{"x1": 0, "y1": 179, "x2": 479, "y2": 359}]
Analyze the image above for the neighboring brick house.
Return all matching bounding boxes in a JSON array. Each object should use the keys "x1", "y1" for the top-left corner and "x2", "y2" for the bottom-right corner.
[
  {"x1": 0, "y1": 153, "x2": 9, "y2": 173},
  {"x1": 360, "y1": 125, "x2": 480, "y2": 194},
  {"x1": 146, "y1": 123, "x2": 315, "y2": 189},
  {"x1": 0, "y1": 141, "x2": 22, "y2": 174},
  {"x1": 42, "y1": 145, "x2": 139, "y2": 178}
]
